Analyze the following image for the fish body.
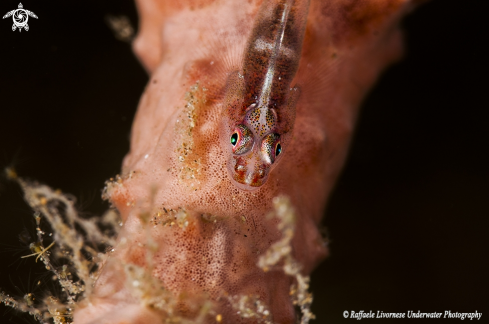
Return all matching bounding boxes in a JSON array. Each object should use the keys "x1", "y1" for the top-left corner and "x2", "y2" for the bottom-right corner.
[{"x1": 223, "y1": 0, "x2": 310, "y2": 189}]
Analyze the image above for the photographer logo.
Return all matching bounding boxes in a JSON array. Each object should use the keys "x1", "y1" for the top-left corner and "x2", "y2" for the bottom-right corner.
[{"x1": 3, "y1": 3, "x2": 38, "y2": 32}]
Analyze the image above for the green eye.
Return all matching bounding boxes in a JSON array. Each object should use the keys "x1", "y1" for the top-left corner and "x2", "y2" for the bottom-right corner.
[
  {"x1": 275, "y1": 143, "x2": 282, "y2": 156},
  {"x1": 231, "y1": 132, "x2": 238, "y2": 146}
]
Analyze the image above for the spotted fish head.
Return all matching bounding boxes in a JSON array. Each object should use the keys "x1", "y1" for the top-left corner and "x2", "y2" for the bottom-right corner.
[{"x1": 225, "y1": 103, "x2": 283, "y2": 190}]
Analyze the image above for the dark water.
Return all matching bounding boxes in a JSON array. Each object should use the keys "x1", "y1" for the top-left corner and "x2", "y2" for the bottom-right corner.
[{"x1": 0, "y1": 0, "x2": 487, "y2": 323}]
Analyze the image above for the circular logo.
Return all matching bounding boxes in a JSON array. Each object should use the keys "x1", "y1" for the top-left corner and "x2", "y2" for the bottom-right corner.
[
  {"x1": 14, "y1": 10, "x2": 28, "y2": 27},
  {"x1": 343, "y1": 311, "x2": 349, "y2": 318}
]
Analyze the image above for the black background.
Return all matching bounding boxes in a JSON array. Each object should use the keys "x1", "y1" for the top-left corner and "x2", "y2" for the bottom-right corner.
[{"x1": 0, "y1": 0, "x2": 487, "y2": 323}]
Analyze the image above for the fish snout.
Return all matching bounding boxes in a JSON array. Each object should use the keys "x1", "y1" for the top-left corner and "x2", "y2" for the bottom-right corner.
[{"x1": 228, "y1": 155, "x2": 269, "y2": 190}]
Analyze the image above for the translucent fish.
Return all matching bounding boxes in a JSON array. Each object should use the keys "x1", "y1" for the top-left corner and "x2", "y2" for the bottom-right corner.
[{"x1": 221, "y1": 0, "x2": 310, "y2": 190}]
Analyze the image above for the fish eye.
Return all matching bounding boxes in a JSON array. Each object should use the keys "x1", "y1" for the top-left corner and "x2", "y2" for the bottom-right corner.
[
  {"x1": 275, "y1": 143, "x2": 282, "y2": 157},
  {"x1": 261, "y1": 133, "x2": 281, "y2": 164},
  {"x1": 231, "y1": 125, "x2": 254, "y2": 154},
  {"x1": 230, "y1": 132, "x2": 239, "y2": 146}
]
